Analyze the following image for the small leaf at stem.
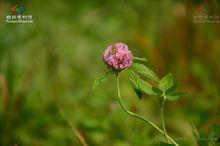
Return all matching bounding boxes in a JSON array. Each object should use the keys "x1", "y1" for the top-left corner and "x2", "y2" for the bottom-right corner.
[
  {"x1": 152, "y1": 87, "x2": 163, "y2": 95},
  {"x1": 166, "y1": 94, "x2": 180, "y2": 101},
  {"x1": 93, "y1": 75, "x2": 107, "y2": 90},
  {"x1": 133, "y1": 56, "x2": 148, "y2": 62},
  {"x1": 166, "y1": 92, "x2": 187, "y2": 101},
  {"x1": 131, "y1": 63, "x2": 159, "y2": 82},
  {"x1": 159, "y1": 73, "x2": 173, "y2": 90},
  {"x1": 165, "y1": 83, "x2": 178, "y2": 95}
]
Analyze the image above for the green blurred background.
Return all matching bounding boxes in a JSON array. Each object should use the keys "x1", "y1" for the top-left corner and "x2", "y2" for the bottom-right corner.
[{"x1": 0, "y1": 0, "x2": 220, "y2": 145}]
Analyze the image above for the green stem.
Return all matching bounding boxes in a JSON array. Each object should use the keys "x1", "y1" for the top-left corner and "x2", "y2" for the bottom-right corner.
[
  {"x1": 116, "y1": 74, "x2": 179, "y2": 146},
  {"x1": 160, "y1": 97, "x2": 170, "y2": 143}
]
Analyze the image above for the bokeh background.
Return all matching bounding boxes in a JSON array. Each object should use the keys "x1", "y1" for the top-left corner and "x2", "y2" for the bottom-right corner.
[{"x1": 0, "y1": 0, "x2": 220, "y2": 146}]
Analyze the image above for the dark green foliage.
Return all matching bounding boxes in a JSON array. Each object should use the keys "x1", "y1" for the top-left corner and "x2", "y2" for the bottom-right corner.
[
  {"x1": 152, "y1": 87, "x2": 163, "y2": 95},
  {"x1": 165, "y1": 83, "x2": 178, "y2": 95},
  {"x1": 134, "y1": 88, "x2": 142, "y2": 99}
]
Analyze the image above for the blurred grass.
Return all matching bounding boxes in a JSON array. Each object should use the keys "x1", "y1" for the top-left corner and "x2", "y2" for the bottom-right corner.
[{"x1": 0, "y1": 0, "x2": 220, "y2": 145}]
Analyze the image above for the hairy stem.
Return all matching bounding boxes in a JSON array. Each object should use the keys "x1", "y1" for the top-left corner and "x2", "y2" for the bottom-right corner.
[
  {"x1": 160, "y1": 97, "x2": 170, "y2": 143},
  {"x1": 116, "y1": 74, "x2": 179, "y2": 146}
]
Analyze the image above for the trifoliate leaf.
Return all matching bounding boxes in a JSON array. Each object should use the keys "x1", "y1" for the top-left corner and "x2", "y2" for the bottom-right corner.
[
  {"x1": 133, "y1": 56, "x2": 148, "y2": 62},
  {"x1": 165, "y1": 83, "x2": 178, "y2": 95},
  {"x1": 93, "y1": 75, "x2": 107, "y2": 90},
  {"x1": 159, "y1": 73, "x2": 173, "y2": 90},
  {"x1": 131, "y1": 63, "x2": 159, "y2": 82}
]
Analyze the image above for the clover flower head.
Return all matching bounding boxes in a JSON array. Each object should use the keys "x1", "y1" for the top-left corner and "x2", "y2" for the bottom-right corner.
[{"x1": 103, "y1": 43, "x2": 133, "y2": 71}]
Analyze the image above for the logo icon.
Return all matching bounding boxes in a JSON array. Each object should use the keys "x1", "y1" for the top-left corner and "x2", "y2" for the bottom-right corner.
[
  {"x1": 6, "y1": 4, "x2": 33, "y2": 23},
  {"x1": 11, "y1": 4, "x2": 25, "y2": 14}
]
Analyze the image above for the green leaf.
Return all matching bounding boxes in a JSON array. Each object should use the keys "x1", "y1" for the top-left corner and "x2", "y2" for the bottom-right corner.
[
  {"x1": 152, "y1": 87, "x2": 163, "y2": 95},
  {"x1": 128, "y1": 70, "x2": 154, "y2": 96},
  {"x1": 160, "y1": 142, "x2": 175, "y2": 146},
  {"x1": 131, "y1": 63, "x2": 159, "y2": 82},
  {"x1": 134, "y1": 88, "x2": 142, "y2": 99},
  {"x1": 93, "y1": 75, "x2": 107, "y2": 90},
  {"x1": 129, "y1": 70, "x2": 143, "y2": 99},
  {"x1": 138, "y1": 78, "x2": 155, "y2": 95},
  {"x1": 165, "y1": 83, "x2": 178, "y2": 95},
  {"x1": 159, "y1": 73, "x2": 173, "y2": 90},
  {"x1": 166, "y1": 92, "x2": 187, "y2": 101},
  {"x1": 166, "y1": 94, "x2": 180, "y2": 101},
  {"x1": 133, "y1": 56, "x2": 148, "y2": 62},
  {"x1": 128, "y1": 70, "x2": 139, "y2": 89}
]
